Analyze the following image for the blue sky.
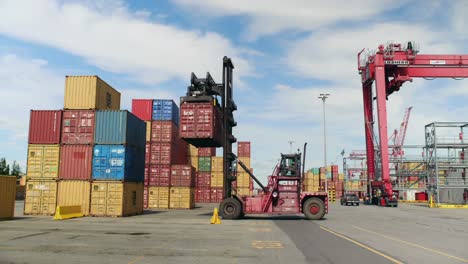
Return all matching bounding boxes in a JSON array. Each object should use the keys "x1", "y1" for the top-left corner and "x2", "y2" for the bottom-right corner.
[{"x1": 0, "y1": 0, "x2": 468, "y2": 182}]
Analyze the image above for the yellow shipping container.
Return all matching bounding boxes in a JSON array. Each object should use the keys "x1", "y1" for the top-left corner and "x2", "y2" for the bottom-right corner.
[
  {"x1": 211, "y1": 171, "x2": 224, "y2": 188},
  {"x1": 169, "y1": 187, "x2": 195, "y2": 209},
  {"x1": 57, "y1": 180, "x2": 91, "y2": 216},
  {"x1": 237, "y1": 187, "x2": 251, "y2": 196},
  {"x1": 188, "y1": 144, "x2": 198, "y2": 157},
  {"x1": 145, "y1": 121, "x2": 151, "y2": 141},
  {"x1": 26, "y1": 144, "x2": 60, "y2": 179},
  {"x1": 238, "y1": 157, "x2": 251, "y2": 169},
  {"x1": 211, "y1": 157, "x2": 223, "y2": 172},
  {"x1": 303, "y1": 185, "x2": 320, "y2": 192},
  {"x1": 189, "y1": 156, "x2": 199, "y2": 171},
  {"x1": 0, "y1": 176, "x2": 16, "y2": 218},
  {"x1": 236, "y1": 172, "x2": 251, "y2": 187},
  {"x1": 90, "y1": 181, "x2": 143, "y2": 217},
  {"x1": 64, "y1": 76, "x2": 121, "y2": 110},
  {"x1": 24, "y1": 180, "x2": 57, "y2": 215},
  {"x1": 148, "y1": 186, "x2": 170, "y2": 209}
]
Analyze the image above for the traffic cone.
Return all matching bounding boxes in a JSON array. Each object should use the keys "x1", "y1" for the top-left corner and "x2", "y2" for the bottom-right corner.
[{"x1": 210, "y1": 208, "x2": 221, "y2": 224}]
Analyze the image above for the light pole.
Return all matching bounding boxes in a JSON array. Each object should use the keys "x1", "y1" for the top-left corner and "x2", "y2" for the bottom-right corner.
[{"x1": 318, "y1": 94, "x2": 330, "y2": 195}]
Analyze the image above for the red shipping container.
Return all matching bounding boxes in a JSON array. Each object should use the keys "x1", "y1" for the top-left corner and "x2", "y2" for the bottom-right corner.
[
  {"x1": 148, "y1": 165, "x2": 171, "y2": 186},
  {"x1": 170, "y1": 165, "x2": 195, "y2": 187},
  {"x1": 145, "y1": 143, "x2": 150, "y2": 165},
  {"x1": 61, "y1": 110, "x2": 95, "y2": 144},
  {"x1": 144, "y1": 167, "x2": 149, "y2": 186},
  {"x1": 196, "y1": 188, "x2": 211, "y2": 203},
  {"x1": 196, "y1": 172, "x2": 211, "y2": 187},
  {"x1": 210, "y1": 187, "x2": 224, "y2": 203},
  {"x1": 151, "y1": 121, "x2": 178, "y2": 143},
  {"x1": 237, "y1": 141, "x2": 251, "y2": 157},
  {"x1": 180, "y1": 102, "x2": 222, "y2": 147},
  {"x1": 132, "y1": 99, "x2": 153, "y2": 121},
  {"x1": 198, "y1": 147, "x2": 216, "y2": 157},
  {"x1": 331, "y1": 165, "x2": 339, "y2": 173},
  {"x1": 29, "y1": 110, "x2": 62, "y2": 144},
  {"x1": 176, "y1": 139, "x2": 188, "y2": 165},
  {"x1": 59, "y1": 145, "x2": 93, "y2": 180},
  {"x1": 149, "y1": 143, "x2": 177, "y2": 165}
]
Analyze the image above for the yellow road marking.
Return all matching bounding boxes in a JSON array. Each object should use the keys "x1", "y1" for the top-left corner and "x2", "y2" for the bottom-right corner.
[
  {"x1": 251, "y1": 240, "x2": 284, "y2": 249},
  {"x1": 353, "y1": 226, "x2": 468, "y2": 263},
  {"x1": 128, "y1": 256, "x2": 144, "y2": 264},
  {"x1": 320, "y1": 226, "x2": 403, "y2": 264}
]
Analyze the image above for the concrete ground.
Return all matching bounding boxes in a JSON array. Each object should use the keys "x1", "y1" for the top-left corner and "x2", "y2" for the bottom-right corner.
[{"x1": 0, "y1": 201, "x2": 467, "y2": 264}]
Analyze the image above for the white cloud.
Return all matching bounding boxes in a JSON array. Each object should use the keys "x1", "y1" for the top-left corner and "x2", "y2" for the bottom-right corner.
[
  {"x1": 452, "y1": 0, "x2": 468, "y2": 38},
  {"x1": 0, "y1": 0, "x2": 252, "y2": 84},
  {"x1": 172, "y1": 0, "x2": 406, "y2": 40}
]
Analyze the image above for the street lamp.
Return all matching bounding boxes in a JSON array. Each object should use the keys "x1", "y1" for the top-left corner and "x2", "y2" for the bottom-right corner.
[{"x1": 318, "y1": 94, "x2": 330, "y2": 195}]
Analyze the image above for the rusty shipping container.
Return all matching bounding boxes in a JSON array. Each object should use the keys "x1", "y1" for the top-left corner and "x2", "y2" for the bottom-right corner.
[
  {"x1": 0, "y1": 176, "x2": 16, "y2": 218},
  {"x1": 169, "y1": 187, "x2": 195, "y2": 209},
  {"x1": 151, "y1": 121, "x2": 178, "y2": 143},
  {"x1": 61, "y1": 110, "x2": 95, "y2": 144},
  {"x1": 59, "y1": 145, "x2": 93, "y2": 180},
  {"x1": 94, "y1": 110, "x2": 146, "y2": 149},
  {"x1": 90, "y1": 181, "x2": 143, "y2": 217},
  {"x1": 149, "y1": 142, "x2": 183, "y2": 165},
  {"x1": 170, "y1": 165, "x2": 195, "y2": 187},
  {"x1": 26, "y1": 144, "x2": 60, "y2": 179},
  {"x1": 237, "y1": 141, "x2": 251, "y2": 157},
  {"x1": 147, "y1": 165, "x2": 171, "y2": 186},
  {"x1": 196, "y1": 172, "x2": 211, "y2": 188},
  {"x1": 179, "y1": 101, "x2": 222, "y2": 147},
  {"x1": 195, "y1": 188, "x2": 211, "y2": 203},
  {"x1": 210, "y1": 187, "x2": 224, "y2": 203},
  {"x1": 64, "y1": 76, "x2": 121, "y2": 110},
  {"x1": 24, "y1": 180, "x2": 57, "y2": 215},
  {"x1": 198, "y1": 147, "x2": 216, "y2": 157},
  {"x1": 57, "y1": 180, "x2": 91, "y2": 216},
  {"x1": 147, "y1": 186, "x2": 170, "y2": 209},
  {"x1": 29, "y1": 110, "x2": 62, "y2": 144},
  {"x1": 132, "y1": 99, "x2": 153, "y2": 121}
]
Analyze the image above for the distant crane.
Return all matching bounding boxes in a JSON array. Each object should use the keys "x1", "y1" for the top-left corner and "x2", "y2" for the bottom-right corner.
[{"x1": 389, "y1": 107, "x2": 413, "y2": 158}]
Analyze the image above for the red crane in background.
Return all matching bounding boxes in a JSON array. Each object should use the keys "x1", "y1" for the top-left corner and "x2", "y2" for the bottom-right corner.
[
  {"x1": 389, "y1": 106, "x2": 412, "y2": 158},
  {"x1": 358, "y1": 42, "x2": 468, "y2": 207}
]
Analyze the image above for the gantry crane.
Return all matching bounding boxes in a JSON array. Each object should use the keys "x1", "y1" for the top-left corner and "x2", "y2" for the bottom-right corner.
[{"x1": 358, "y1": 42, "x2": 468, "y2": 207}]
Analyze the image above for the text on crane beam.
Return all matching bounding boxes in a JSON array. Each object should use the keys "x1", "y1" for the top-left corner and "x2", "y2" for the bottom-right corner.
[{"x1": 384, "y1": 60, "x2": 409, "y2": 65}]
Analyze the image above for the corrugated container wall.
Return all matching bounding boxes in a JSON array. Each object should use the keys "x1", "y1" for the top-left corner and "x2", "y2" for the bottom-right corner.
[
  {"x1": 94, "y1": 110, "x2": 146, "y2": 149},
  {"x1": 170, "y1": 165, "x2": 195, "y2": 187},
  {"x1": 132, "y1": 99, "x2": 153, "y2": 121},
  {"x1": 151, "y1": 121, "x2": 178, "y2": 143},
  {"x1": 61, "y1": 110, "x2": 95, "y2": 144},
  {"x1": 92, "y1": 145, "x2": 144, "y2": 182},
  {"x1": 57, "y1": 181, "x2": 91, "y2": 216},
  {"x1": 147, "y1": 186, "x2": 170, "y2": 209},
  {"x1": 147, "y1": 165, "x2": 171, "y2": 186},
  {"x1": 29, "y1": 110, "x2": 62, "y2": 144},
  {"x1": 152, "y1": 99, "x2": 179, "y2": 125},
  {"x1": 169, "y1": 187, "x2": 195, "y2": 209},
  {"x1": 26, "y1": 144, "x2": 60, "y2": 179},
  {"x1": 64, "y1": 76, "x2": 121, "y2": 110},
  {"x1": 90, "y1": 181, "x2": 143, "y2": 217},
  {"x1": 59, "y1": 145, "x2": 93, "y2": 180},
  {"x1": 198, "y1": 147, "x2": 216, "y2": 157},
  {"x1": 179, "y1": 102, "x2": 222, "y2": 147},
  {"x1": 24, "y1": 180, "x2": 57, "y2": 215},
  {"x1": 0, "y1": 176, "x2": 16, "y2": 218},
  {"x1": 198, "y1": 157, "x2": 212, "y2": 172},
  {"x1": 237, "y1": 142, "x2": 251, "y2": 157}
]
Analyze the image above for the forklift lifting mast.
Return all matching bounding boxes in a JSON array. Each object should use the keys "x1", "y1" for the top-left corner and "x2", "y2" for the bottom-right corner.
[
  {"x1": 358, "y1": 42, "x2": 468, "y2": 207},
  {"x1": 181, "y1": 57, "x2": 328, "y2": 220}
]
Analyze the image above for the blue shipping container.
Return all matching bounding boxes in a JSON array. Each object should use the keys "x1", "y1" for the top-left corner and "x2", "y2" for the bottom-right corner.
[
  {"x1": 152, "y1": 99, "x2": 179, "y2": 125},
  {"x1": 92, "y1": 145, "x2": 144, "y2": 182},
  {"x1": 94, "y1": 110, "x2": 146, "y2": 149}
]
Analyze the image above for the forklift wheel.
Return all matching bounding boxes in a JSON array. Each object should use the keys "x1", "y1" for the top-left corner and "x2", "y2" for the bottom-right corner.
[
  {"x1": 303, "y1": 198, "x2": 325, "y2": 220},
  {"x1": 219, "y1": 198, "x2": 242, "y2": 220}
]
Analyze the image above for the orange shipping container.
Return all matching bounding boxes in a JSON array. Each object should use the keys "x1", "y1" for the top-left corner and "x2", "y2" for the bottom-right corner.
[
  {"x1": 64, "y1": 76, "x2": 121, "y2": 110},
  {"x1": 90, "y1": 181, "x2": 143, "y2": 217},
  {"x1": 0, "y1": 176, "x2": 16, "y2": 218},
  {"x1": 57, "y1": 180, "x2": 91, "y2": 216}
]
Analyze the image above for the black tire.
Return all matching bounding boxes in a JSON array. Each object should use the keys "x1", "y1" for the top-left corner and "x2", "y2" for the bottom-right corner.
[
  {"x1": 219, "y1": 198, "x2": 242, "y2": 220},
  {"x1": 303, "y1": 198, "x2": 325, "y2": 220},
  {"x1": 356, "y1": 203, "x2": 360, "y2": 206}
]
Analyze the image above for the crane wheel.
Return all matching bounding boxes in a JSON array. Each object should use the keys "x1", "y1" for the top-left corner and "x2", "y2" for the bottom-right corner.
[
  {"x1": 303, "y1": 198, "x2": 325, "y2": 220},
  {"x1": 219, "y1": 198, "x2": 242, "y2": 220}
]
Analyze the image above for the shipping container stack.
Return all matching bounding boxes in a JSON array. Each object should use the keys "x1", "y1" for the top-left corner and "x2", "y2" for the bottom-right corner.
[
  {"x1": 303, "y1": 165, "x2": 344, "y2": 200},
  {"x1": 194, "y1": 147, "x2": 217, "y2": 203},
  {"x1": 132, "y1": 99, "x2": 193, "y2": 209},
  {"x1": 303, "y1": 168, "x2": 320, "y2": 192},
  {"x1": 25, "y1": 76, "x2": 146, "y2": 217},
  {"x1": 236, "y1": 142, "x2": 254, "y2": 196}
]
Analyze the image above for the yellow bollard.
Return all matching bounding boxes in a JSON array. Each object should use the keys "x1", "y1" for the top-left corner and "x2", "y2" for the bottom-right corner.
[
  {"x1": 429, "y1": 195, "x2": 434, "y2": 208},
  {"x1": 210, "y1": 208, "x2": 221, "y2": 224}
]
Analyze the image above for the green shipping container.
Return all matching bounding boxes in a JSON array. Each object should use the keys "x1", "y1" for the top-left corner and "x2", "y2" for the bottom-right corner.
[
  {"x1": 198, "y1": 157, "x2": 212, "y2": 172},
  {"x1": 309, "y1": 168, "x2": 320, "y2": 174}
]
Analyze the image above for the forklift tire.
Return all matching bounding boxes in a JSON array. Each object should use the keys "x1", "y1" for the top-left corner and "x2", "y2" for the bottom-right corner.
[
  {"x1": 303, "y1": 198, "x2": 325, "y2": 220},
  {"x1": 219, "y1": 198, "x2": 242, "y2": 220}
]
